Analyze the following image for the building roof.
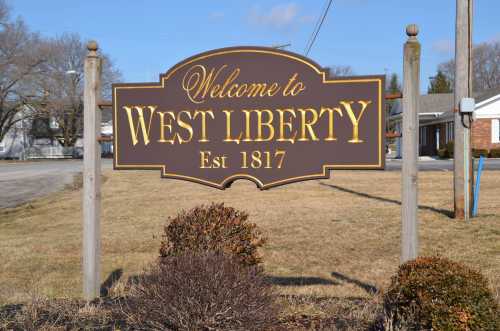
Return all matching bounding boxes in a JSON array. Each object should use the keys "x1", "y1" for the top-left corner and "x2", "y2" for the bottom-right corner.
[
  {"x1": 390, "y1": 86, "x2": 500, "y2": 120},
  {"x1": 475, "y1": 86, "x2": 500, "y2": 103},
  {"x1": 438, "y1": 86, "x2": 500, "y2": 121},
  {"x1": 390, "y1": 93, "x2": 454, "y2": 117},
  {"x1": 419, "y1": 93, "x2": 454, "y2": 114}
]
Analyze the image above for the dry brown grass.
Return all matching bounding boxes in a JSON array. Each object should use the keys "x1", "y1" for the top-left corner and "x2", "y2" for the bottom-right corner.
[{"x1": 0, "y1": 170, "x2": 499, "y2": 309}]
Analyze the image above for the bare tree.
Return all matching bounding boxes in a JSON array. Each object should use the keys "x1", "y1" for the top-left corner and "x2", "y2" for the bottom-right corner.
[
  {"x1": 473, "y1": 41, "x2": 500, "y2": 91},
  {"x1": 0, "y1": 0, "x2": 8, "y2": 27},
  {"x1": 327, "y1": 65, "x2": 354, "y2": 77},
  {"x1": 36, "y1": 33, "x2": 121, "y2": 147},
  {"x1": 438, "y1": 41, "x2": 500, "y2": 92},
  {"x1": 0, "y1": 9, "x2": 49, "y2": 144}
]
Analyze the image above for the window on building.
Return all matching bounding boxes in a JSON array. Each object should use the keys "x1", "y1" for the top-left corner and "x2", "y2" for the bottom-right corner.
[
  {"x1": 446, "y1": 122, "x2": 454, "y2": 143},
  {"x1": 0, "y1": 142, "x2": 4, "y2": 152},
  {"x1": 419, "y1": 127, "x2": 428, "y2": 146},
  {"x1": 49, "y1": 117, "x2": 59, "y2": 129},
  {"x1": 492, "y1": 119, "x2": 500, "y2": 143}
]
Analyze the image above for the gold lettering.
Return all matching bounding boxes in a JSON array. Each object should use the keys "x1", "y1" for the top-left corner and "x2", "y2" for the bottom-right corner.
[
  {"x1": 282, "y1": 73, "x2": 306, "y2": 96},
  {"x1": 341, "y1": 100, "x2": 372, "y2": 143},
  {"x1": 200, "y1": 151, "x2": 211, "y2": 168},
  {"x1": 182, "y1": 64, "x2": 226, "y2": 104},
  {"x1": 255, "y1": 109, "x2": 274, "y2": 141},
  {"x1": 193, "y1": 110, "x2": 215, "y2": 142},
  {"x1": 124, "y1": 105, "x2": 156, "y2": 146},
  {"x1": 276, "y1": 109, "x2": 297, "y2": 143},
  {"x1": 226, "y1": 83, "x2": 239, "y2": 98},
  {"x1": 290, "y1": 82, "x2": 306, "y2": 96},
  {"x1": 157, "y1": 111, "x2": 176, "y2": 144},
  {"x1": 236, "y1": 83, "x2": 248, "y2": 97},
  {"x1": 246, "y1": 83, "x2": 269, "y2": 97},
  {"x1": 267, "y1": 83, "x2": 280, "y2": 96},
  {"x1": 283, "y1": 73, "x2": 298, "y2": 96},
  {"x1": 223, "y1": 110, "x2": 242, "y2": 144},
  {"x1": 218, "y1": 68, "x2": 240, "y2": 98},
  {"x1": 242, "y1": 110, "x2": 253, "y2": 142},
  {"x1": 182, "y1": 65, "x2": 305, "y2": 102},
  {"x1": 319, "y1": 107, "x2": 343, "y2": 141},
  {"x1": 176, "y1": 111, "x2": 193, "y2": 144},
  {"x1": 209, "y1": 84, "x2": 221, "y2": 98},
  {"x1": 298, "y1": 108, "x2": 319, "y2": 141}
]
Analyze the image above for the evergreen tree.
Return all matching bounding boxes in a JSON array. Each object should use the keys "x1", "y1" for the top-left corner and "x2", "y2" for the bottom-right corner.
[
  {"x1": 386, "y1": 73, "x2": 401, "y2": 134},
  {"x1": 428, "y1": 70, "x2": 452, "y2": 94},
  {"x1": 388, "y1": 73, "x2": 401, "y2": 94}
]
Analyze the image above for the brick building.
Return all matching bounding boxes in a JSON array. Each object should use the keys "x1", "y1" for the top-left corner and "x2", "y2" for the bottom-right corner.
[{"x1": 390, "y1": 87, "x2": 500, "y2": 157}]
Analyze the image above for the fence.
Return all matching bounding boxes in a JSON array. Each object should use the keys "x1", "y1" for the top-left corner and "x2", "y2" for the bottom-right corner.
[{"x1": 26, "y1": 146, "x2": 78, "y2": 159}]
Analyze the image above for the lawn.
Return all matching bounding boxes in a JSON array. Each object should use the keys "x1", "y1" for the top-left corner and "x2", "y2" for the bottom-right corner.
[{"x1": 0, "y1": 169, "x2": 499, "y2": 309}]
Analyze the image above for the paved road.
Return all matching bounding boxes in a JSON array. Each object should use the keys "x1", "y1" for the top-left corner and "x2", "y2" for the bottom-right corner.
[
  {"x1": 0, "y1": 158, "x2": 498, "y2": 208},
  {"x1": 0, "y1": 159, "x2": 112, "y2": 208}
]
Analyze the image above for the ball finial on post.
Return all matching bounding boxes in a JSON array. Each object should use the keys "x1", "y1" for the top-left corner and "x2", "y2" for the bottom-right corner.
[
  {"x1": 87, "y1": 40, "x2": 98, "y2": 56},
  {"x1": 406, "y1": 24, "x2": 419, "y2": 40}
]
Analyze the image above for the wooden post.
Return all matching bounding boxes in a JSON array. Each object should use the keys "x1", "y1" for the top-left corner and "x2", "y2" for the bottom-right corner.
[
  {"x1": 454, "y1": 0, "x2": 473, "y2": 220},
  {"x1": 401, "y1": 25, "x2": 420, "y2": 263},
  {"x1": 83, "y1": 41, "x2": 102, "y2": 300}
]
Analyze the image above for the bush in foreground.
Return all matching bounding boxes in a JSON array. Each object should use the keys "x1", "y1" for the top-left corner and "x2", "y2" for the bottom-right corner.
[
  {"x1": 490, "y1": 148, "x2": 500, "y2": 158},
  {"x1": 437, "y1": 148, "x2": 448, "y2": 159},
  {"x1": 0, "y1": 297, "x2": 123, "y2": 330},
  {"x1": 125, "y1": 251, "x2": 278, "y2": 331},
  {"x1": 446, "y1": 141, "x2": 454, "y2": 158},
  {"x1": 383, "y1": 256, "x2": 499, "y2": 331},
  {"x1": 472, "y1": 148, "x2": 489, "y2": 158},
  {"x1": 160, "y1": 203, "x2": 266, "y2": 267}
]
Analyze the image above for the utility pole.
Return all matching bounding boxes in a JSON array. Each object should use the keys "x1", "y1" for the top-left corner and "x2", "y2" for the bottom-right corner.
[
  {"x1": 401, "y1": 24, "x2": 420, "y2": 263},
  {"x1": 454, "y1": 0, "x2": 473, "y2": 220},
  {"x1": 83, "y1": 41, "x2": 102, "y2": 300}
]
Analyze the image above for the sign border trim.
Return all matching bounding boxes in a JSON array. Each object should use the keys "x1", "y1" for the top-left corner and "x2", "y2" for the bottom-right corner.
[{"x1": 112, "y1": 46, "x2": 385, "y2": 190}]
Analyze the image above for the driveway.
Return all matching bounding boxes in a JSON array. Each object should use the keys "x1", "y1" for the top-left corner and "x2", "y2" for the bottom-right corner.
[{"x1": 0, "y1": 159, "x2": 112, "y2": 208}]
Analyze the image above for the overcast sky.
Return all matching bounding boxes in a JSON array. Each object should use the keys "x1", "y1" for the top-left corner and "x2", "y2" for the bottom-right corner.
[{"x1": 10, "y1": 0, "x2": 500, "y2": 92}]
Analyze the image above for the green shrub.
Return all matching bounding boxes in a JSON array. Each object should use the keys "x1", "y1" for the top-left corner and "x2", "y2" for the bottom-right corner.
[
  {"x1": 472, "y1": 149, "x2": 489, "y2": 158},
  {"x1": 446, "y1": 141, "x2": 454, "y2": 158},
  {"x1": 490, "y1": 148, "x2": 500, "y2": 158},
  {"x1": 160, "y1": 203, "x2": 266, "y2": 267},
  {"x1": 125, "y1": 251, "x2": 278, "y2": 331},
  {"x1": 437, "y1": 148, "x2": 448, "y2": 159},
  {"x1": 383, "y1": 256, "x2": 499, "y2": 331}
]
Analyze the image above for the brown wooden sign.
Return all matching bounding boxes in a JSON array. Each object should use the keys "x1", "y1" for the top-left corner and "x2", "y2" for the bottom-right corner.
[{"x1": 113, "y1": 47, "x2": 385, "y2": 189}]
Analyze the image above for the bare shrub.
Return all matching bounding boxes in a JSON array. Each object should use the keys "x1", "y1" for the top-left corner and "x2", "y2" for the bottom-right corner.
[
  {"x1": 124, "y1": 251, "x2": 278, "y2": 331},
  {"x1": 160, "y1": 203, "x2": 266, "y2": 267},
  {"x1": 0, "y1": 296, "x2": 124, "y2": 330}
]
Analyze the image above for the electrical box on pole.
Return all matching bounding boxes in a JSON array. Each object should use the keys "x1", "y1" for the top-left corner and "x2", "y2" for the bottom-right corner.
[{"x1": 460, "y1": 98, "x2": 475, "y2": 113}]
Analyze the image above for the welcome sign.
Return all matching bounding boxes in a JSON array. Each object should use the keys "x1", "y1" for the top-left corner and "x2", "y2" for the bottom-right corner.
[{"x1": 112, "y1": 47, "x2": 385, "y2": 189}]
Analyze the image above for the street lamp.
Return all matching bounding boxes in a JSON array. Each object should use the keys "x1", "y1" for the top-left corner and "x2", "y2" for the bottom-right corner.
[{"x1": 272, "y1": 43, "x2": 291, "y2": 50}]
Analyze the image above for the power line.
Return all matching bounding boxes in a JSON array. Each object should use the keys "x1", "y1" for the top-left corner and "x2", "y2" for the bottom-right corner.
[
  {"x1": 303, "y1": 0, "x2": 328, "y2": 55},
  {"x1": 304, "y1": 0, "x2": 333, "y2": 57}
]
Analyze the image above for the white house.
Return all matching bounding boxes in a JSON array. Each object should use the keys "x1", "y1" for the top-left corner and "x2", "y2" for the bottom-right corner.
[
  {"x1": 390, "y1": 87, "x2": 500, "y2": 157},
  {"x1": 0, "y1": 109, "x2": 114, "y2": 159}
]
